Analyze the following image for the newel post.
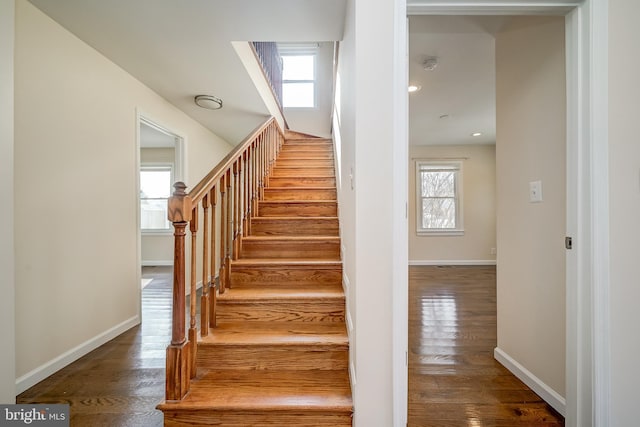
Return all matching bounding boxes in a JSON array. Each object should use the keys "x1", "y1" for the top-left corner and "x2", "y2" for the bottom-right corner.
[{"x1": 166, "y1": 182, "x2": 192, "y2": 401}]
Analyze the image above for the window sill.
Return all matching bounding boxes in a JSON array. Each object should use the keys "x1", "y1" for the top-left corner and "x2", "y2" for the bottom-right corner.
[{"x1": 417, "y1": 230, "x2": 465, "y2": 237}]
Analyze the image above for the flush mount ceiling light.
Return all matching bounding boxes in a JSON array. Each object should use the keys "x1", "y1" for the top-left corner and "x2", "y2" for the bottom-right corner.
[
  {"x1": 408, "y1": 85, "x2": 422, "y2": 93},
  {"x1": 471, "y1": 132, "x2": 482, "y2": 137},
  {"x1": 423, "y1": 56, "x2": 439, "y2": 71},
  {"x1": 194, "y1": 95, "x2": 223, "y2": 110}
]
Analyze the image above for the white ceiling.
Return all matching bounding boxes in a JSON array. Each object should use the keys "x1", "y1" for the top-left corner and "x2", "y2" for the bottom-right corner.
[
  {"x1": 28, "y1": 0, "x2": 346, "y2": 145},
  {"x1": 27, "y1": 2, "x2": 505, "y2": 148},
  {"x1": 140, "y1": 122, "x2": 176, "y2": 148},
  {"x1": 409, "y1": 15, "x2": 508, "y2": 146}
]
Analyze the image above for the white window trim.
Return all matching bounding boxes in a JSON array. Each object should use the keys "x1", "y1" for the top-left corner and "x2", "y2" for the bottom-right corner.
[
  {"x1": 140, "y1": 163, "x2": 174, "y2": 234},
  {"x1": 415, "y1": 160, "x2": 464, "y2": 236},
  {"x1": 281, "y1": 51, "x2": 318, "y2": 109}
]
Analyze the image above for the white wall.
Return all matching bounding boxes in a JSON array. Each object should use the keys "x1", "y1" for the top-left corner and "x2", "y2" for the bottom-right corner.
[
  {"x1": 284, "y1": 42, "x2": 334, "y2": 137},
  {"x1": 14, "y1": 0, "x2": 232, "y2": 392},
  {"x1": 337, "y1": 0, "x2": 404, "y2": 425},
  {"x1": 409, "y1": 144, "x2": 496, "y2": 264},
  {"x1": 495, "y1": 16, "x2": 566, "y2": 402},
  {"x1": 608, "y1": 0, "x2": 640, "y2": 424},
  {"x1": 0, "y1": 0, "x2": 16, "y2": 403},
  {"x1": 336, "y1": 0, "x2": 358, "y2": 400}
]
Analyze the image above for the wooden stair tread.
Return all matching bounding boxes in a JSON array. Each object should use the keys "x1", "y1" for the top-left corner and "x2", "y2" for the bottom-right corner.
[
  {"x1": 264, "y1": 186, "x2": 336, "y2": 190},
  {"x1": 242, "y1": 236, "x2": 340, "y2": 242},
  {"x1": 232, "y1": 258, "x2": 342, "y2": 266},
  {"x1": 251, "y1": 216, "x2": 339, "y2": 220},
  {"x1": 199, "y1": 322, "x2": 348, "y2": 346},
  {"x1": 218, "y1": 287, "x2": 344, "y2": 301},
  {"x1": 158, "y1": 370, "x2": 352, "y2": 412},
  {"x1": 259, "y1": 200, "x2": 337, "y2": 204}
]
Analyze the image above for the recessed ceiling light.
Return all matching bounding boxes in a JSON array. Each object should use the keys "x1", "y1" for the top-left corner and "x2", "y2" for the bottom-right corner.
[
  {"x1": 408, "y1": 85, "x2": 421, "y2": 93},
  {"x1": 471, "y1": 132, "x2": 482, "y2": 137}
]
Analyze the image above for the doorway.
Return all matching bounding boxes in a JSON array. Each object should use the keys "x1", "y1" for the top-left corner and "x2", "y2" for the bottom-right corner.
[
  {"x1": 407, "y1": 13, "x2": 567, "y2": 425},
  {"x1": 136, "y1": 115, "x2": 185, "y2": 313},
  {"x1": 397, "y1": 2, "x2": 610, "y2": 426}
]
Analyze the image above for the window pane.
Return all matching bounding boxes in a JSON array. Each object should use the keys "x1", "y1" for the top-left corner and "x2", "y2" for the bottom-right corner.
[
  {"x1": 282, "y1": 55, "x2": 314, "y2": 80},
  {"x1": 283, "y1": 82, "x2": 315, "y2": 108},
  {"x1": 422, "y1": 198, "x2": 456, "y2": 229},
  {"x1": 140, "y1": 170, "x2": 171, "y2": 198},
  {"x1": 421, "y1": 171, "x2": 455, "y2": 197},
  {"x1": 141, "y1": 199, "x2": 170, "y2": 230}
]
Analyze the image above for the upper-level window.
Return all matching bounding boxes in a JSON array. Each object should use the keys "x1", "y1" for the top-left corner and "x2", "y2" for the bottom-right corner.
[
  {"x1": 416, "y1": 161, "x2": 464, "y2": 235},
  {"x1": 140, "y1": 165, "x2": 173, "y2": 231},
  {"x1": 281, "y1": 53, "x2": 316, "y2": 108}
]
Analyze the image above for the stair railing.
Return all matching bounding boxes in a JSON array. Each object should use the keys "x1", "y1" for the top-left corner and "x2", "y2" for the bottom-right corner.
[
  {"x1": 165, "y1": 117, "x2": 283, "y2": 401},
  {"x1": 251, "y1": 42, "x2": 283, "y2": 107}
]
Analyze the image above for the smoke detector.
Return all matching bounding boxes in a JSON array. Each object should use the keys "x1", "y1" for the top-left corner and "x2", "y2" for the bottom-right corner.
[{"x1": 423, "y1": 56, "x2": 439, "y2": 71}]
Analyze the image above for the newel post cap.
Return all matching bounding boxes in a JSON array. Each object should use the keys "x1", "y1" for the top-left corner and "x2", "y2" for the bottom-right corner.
[{"x1": 168, "y1": 181, "x2": 192, "y2": 223}]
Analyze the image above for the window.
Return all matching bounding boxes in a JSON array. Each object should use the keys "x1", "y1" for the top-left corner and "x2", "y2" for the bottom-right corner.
[
  {"x1": 140, "y1": 165, "x2": 173, "y2": 231},
  {"x1": 281, "y1": 54, "x2": 316, "y2": 108},
  {"x1": 416, "y1": 161, "x2": 463, "y2": 235}
]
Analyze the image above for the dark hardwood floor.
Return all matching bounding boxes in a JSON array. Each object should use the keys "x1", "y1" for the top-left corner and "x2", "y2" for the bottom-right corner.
[
  {"x1": 408, "y1": 265, "x2": 565, "y2": 427},
  {"x1": 18, "y1": 264, "x2": 564, "y2": 426},
  {"x1": 17, "y1": 266, "x2": 172, "y2": 426}
]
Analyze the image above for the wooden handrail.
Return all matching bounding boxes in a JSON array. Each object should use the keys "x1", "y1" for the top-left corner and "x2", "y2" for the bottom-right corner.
[
  {"x1": 165, "y1": 116, "x2": 284, "y2": 401},
  {"x1": 188, "y1": 117, "x2": 279, "y2": 205}
]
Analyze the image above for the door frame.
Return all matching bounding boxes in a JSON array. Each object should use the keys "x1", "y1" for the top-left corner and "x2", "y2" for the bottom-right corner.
[
  {"x1": 135, "y1": 110, "x2": 187, "y2": 320},
  {"x1": 396, "y1": 1, "x2": 610, "y2": 426}
]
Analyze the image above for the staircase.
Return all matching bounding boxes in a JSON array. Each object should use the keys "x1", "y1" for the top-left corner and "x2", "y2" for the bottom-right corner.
[{"x1": 158, "y1": 134, "x2": 353, "y2": 426}]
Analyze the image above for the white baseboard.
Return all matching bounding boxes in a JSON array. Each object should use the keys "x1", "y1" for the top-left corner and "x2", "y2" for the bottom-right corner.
[
  {"x1": 141, "y1": 260, "x2": 173, "y2": 266},
  {"x1": 494, "y1": 347, "x2": 566, "y2": 416},
  {"x1": 409, "y1": 259, "x2": 496, "y2": 266},
  {"x1": 15, "y1": 315, "x2": 140, "y2": 395}
]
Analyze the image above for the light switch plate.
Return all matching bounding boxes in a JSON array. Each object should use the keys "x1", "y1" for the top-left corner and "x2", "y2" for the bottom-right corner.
[{"x1": 529, "y1": 180, "x2": 543, "y2": 203}]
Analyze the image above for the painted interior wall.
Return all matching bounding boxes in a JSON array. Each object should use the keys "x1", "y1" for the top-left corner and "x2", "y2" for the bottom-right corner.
[
  {"x1": 409, "y1": 144, "x2": 496, "y2": 264},
  {"x1": 284, "y1": 42, "x2": 334, "y2": 137},
  {"x1": 337, "y1": 0, "x2": 405, "y2": 425},
  {"x1": 14, "y1": 0, "x2": 232, "y2": 392},
  {"x1": 495, "y1": 16, "x2": 566, "y2": 399},
  {"x1": 608, "y1": 0, "x2": 640, "y2": 424},
  {"x1": 335, "y1": 0, "x2": 357, "y2": 401},
  {"x1": 0, "y1": 0, "x2": 16, "y2": 403},
  {"x1": 140, "y1": 147, "x2": 175, "y2": 266}
]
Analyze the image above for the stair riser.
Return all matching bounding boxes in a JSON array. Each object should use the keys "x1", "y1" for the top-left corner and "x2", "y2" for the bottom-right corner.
[
  {"x1": 280, "y1": 143, "x2": 333, "y2": 151},
  {"x1": 259, "y1": 202, "x2": 338, "y2": 217},
  {"x1": 277, "y1": 151, "x2": 334, "y2": 160},
  {"x1": 197, "y1": 346, "x2": 348, "y2": 371},
  {"x1": 164, "y1": 411, "x2": 352, "y2": 427},
  {"x1": 240, "y1": 240, "x2": 340, "y2": 259},
  {"x1": 276, "y1": 159, "x2": 334, "y2": 168},
  {"x1": 271, "y1": 167, "x2": 334, "y2": 177},
  {"x1": 216, "y1": 301, "x2": 345, "y2": 322},
  {"x1": 268, "y1": 177, "x2": 336, "y2": 188},
  {"x1": 231, "y1": 266, "x2": 342, "y2": 288},
  {"x1": 251, "y1": 218, "x2": 339, "y2": 236},
  {"x1": 263, "y1": 188, "x2": 336, "y2": 201}
]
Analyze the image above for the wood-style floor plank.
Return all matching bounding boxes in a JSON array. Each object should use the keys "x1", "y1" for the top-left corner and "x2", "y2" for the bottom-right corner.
[
  {"x1": 408, "y1": 265, "x2": 564, "y2": 427},
  {"x1": 19, "y1": 264, "x2": 564, "y2": 426},
  {"x1": 17, "y1": 266, "x2": 172, "y2": 426}
]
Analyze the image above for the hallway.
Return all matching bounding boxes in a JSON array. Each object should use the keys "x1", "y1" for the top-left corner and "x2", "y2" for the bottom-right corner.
[{"x1": 408, "y1": 265, "x2": 564, "y2": 426}]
